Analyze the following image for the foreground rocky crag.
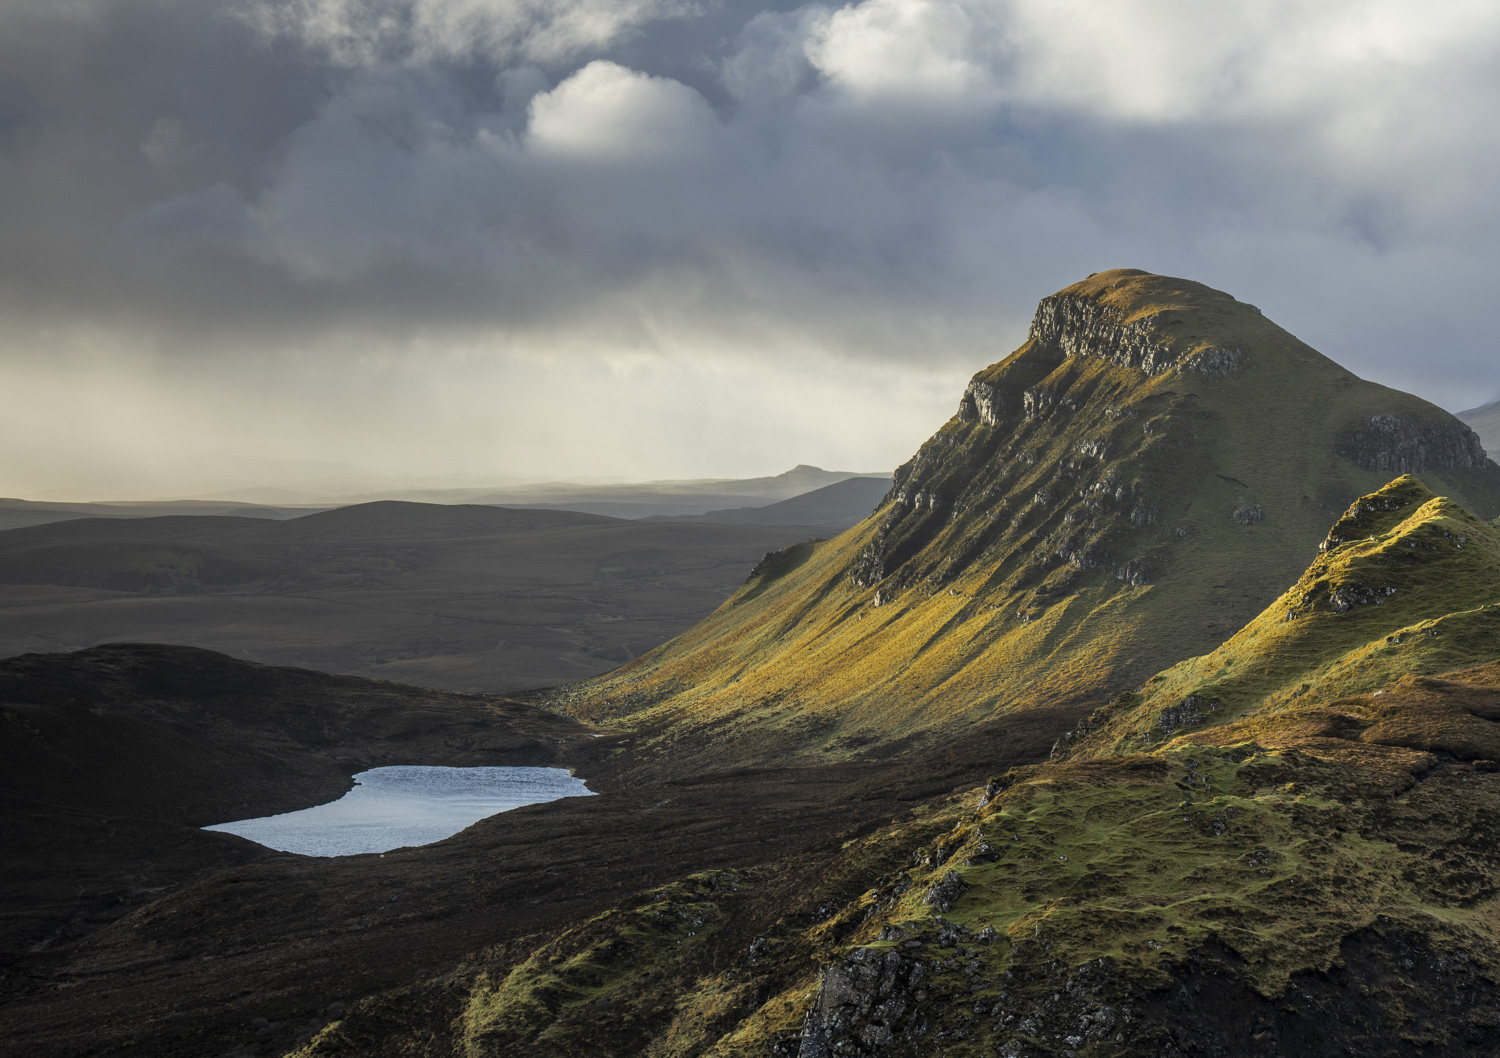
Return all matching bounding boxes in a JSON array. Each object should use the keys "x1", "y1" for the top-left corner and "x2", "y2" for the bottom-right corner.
[
  {"x1": 299, "y1": 482, "x2": 1500, "y2": 1057},
  {"x1": 554, "y1": 270, "x2": 1500, "y2": 778}
]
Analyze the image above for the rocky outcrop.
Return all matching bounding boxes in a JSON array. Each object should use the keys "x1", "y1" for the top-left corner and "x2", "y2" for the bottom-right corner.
[
  {"x1": 1319, "y1": 477, "x2": 1431, "y2": 552},
  {"x1": 922, "y1": 870, "x2": 969, "y2": 913},
  {"x1": 792, "y1": 948, "x2": 923, "y2": 1058},
  {"x1": 1157, "y1": 694, "x2": 1217, "y2": 735},
  {"x1": 1328, "y1": 582, "x2": 1397, "y2": 613},
  {"x1": 849, "y1": 541, "x2": 886, "y2": 589},
  {"x1": 957, "y1": 380, "x2": 1005, "y2": 426},
  {"x1": 1334, "y1": 415, "x2": 1488, "y2": 475},
  {"x1": 1028, "y1": 294, "x2": 1244, "y2": 381},
  {"x1": 790, "y1": 925, "x2": 1500, "y2": 1058}
]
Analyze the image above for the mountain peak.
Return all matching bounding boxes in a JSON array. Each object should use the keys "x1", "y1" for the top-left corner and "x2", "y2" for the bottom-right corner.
[
  {"x1": 557, "y1": 272, "x2": 1500, "y2": 774},
  {"x1": 1030, "y1": 268, "x2": 1254, "y2": 380}
]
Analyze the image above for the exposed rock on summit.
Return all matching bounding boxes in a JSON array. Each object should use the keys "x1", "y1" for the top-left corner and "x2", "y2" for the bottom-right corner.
[{"x1": 1028, "y1": 291, "x2": 1247, "y2": 380}]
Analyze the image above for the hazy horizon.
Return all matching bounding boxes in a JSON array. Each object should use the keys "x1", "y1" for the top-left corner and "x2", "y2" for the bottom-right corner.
[
  {"x1": 3, "y1": 1, "x2": 1500, "y2": 498},
  {"x1": 1, "y1": 461, "x2": 895, "y2": 505}
]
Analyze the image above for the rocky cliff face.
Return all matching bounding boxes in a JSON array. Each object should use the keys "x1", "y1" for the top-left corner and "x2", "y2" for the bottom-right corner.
[
  {"x1": 1335, "y1": 413, "x2": 1490, "y2": 474},
  {"x1": 1027, "y1": 291, "x2": 1248, "y2": 380}
]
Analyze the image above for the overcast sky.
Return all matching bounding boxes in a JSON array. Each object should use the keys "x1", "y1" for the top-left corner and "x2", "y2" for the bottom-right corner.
[{"x1": 2, "y1": 0, "x2": 1498, "y2": 498}]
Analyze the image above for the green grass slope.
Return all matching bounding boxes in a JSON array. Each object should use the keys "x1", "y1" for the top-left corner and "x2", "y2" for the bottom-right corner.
[
  {"x1": 307, "y1": 483, "x2": 1500, "y2": 1057},
  {"x1": 555, "y1": 270, "x2": 1500, "y2": 772},
  {"x1": 1063, "y1": 475, "x2": 1500, "y2": 756}
]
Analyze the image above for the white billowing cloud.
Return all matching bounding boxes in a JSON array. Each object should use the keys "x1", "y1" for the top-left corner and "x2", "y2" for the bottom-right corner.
[
  {"x1": 805, "y1": 0, "x2": 1002, "y2": 107},
  {"x1": 849, "y1": 0, "x2": 1500, "y2": 127},
  {"x1": 527, "y1": 61, "x2": 720, "y2": 161}
]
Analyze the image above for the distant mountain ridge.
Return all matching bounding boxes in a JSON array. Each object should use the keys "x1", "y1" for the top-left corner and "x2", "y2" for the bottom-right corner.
[
  {"x1": 551, "y1": 269, "x2": 1500, "y2": 775},
  {"x1": 2, "y1": 466, "x2": 893, "y2": 526},
  {"x1": 1458, "y1": 392, "x2": 1500, "y2": 459},
  {"x1": 195, "y1": 465, "x2": 891, "y2": 517},
  {"x1": 644, "y1": 476, "x2": 894, "y2": 531},
  {"x1": 481, "y1": 465, "x2": 891, "y2": 519}
]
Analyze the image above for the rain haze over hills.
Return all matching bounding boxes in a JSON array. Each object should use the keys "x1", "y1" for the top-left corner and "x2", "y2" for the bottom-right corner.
[{"x1": 1, "y1": 1, "x2": 1499, "y2": 497}]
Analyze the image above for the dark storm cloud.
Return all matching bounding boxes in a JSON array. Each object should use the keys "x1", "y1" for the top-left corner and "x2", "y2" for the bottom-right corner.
[{"x1": 2, "y1": 0, "x2": 1499, "y2": 495}]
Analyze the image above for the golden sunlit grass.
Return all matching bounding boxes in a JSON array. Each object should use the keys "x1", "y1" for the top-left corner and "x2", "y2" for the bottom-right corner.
[{"x1": 1082, "y1": 476, "x2": 1500, "y2": 755}]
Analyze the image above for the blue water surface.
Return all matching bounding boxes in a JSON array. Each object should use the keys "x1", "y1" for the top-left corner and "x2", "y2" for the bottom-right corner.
[{"x1": 203, "y1": 765, "x2": 594, "y2": 857}]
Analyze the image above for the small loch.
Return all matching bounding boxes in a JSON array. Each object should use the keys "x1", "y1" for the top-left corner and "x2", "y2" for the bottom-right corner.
[{"x1": 203, "y1": 765, "x2": 594, "y2": 857}]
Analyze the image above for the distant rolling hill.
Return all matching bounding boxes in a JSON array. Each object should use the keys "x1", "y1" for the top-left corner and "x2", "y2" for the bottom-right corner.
[
  {"x1": 0, "y1": 502, "x2": 822, "y2": 692},
  {"x1": 1458, "y1": 394, "x2": 1500, "y2": 459},
  {"x1": 647, "y1": 475, "x2": 893, "y2": 531},
  {"x1": 212, "y1": 464, "x2": 890, "y2": 518},
  {"x1": 0, "y1": 497, "x2": 317, "y2": 532},
  {"x1": 552, "y1": 269, "x2": 1500, "y2": 776},
  {"x1": 474, "y1": 463, "x2": 887, "y2": 517}
]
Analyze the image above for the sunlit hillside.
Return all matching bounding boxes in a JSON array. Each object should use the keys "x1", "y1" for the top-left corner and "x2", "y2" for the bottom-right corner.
[
  {"x1": 552, "y1": 270, "x2": 1500, "y2": 775},
  {"x1": 302, "y1": 481, "x2": 1500, "y2": 1058}
]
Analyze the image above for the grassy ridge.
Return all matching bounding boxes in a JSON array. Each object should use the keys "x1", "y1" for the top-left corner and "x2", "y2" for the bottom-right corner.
[{"x1": 1072, "y1": 476, "x2": 1500, "y2": 754}]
